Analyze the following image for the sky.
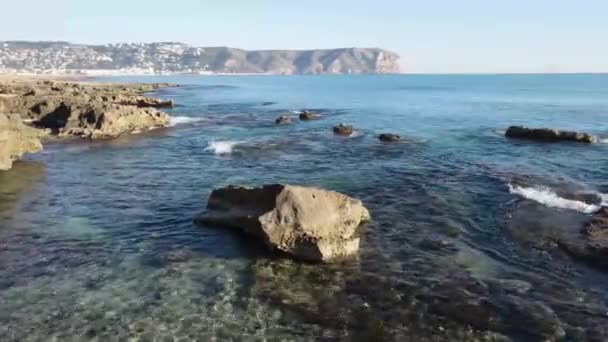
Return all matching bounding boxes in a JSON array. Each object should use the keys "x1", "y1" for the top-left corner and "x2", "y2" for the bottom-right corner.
[{"x1": 1, "y1": 0, "x2": 607, "y2": 73}]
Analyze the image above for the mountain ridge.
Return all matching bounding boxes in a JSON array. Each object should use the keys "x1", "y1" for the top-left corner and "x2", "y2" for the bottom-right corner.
[{"x1": 0, "y1": 41, "x2": 401, "y2": 75}]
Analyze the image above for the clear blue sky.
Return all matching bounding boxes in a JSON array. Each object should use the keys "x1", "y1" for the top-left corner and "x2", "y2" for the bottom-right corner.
[{"x1": 3, "y1": 0, "x2": 607, "y2": 73}]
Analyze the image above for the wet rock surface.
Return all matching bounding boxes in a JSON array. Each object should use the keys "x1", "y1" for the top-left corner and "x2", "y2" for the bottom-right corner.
[
  {"x1": 274, "y1": 115, "x2": 292, "y2": 125},
  {"x1": 196, "y1": 184, "x2": 371, "y2": 262},
  {"x1": 113, "y1": 96, "x2": 174, "y2": 108},
  {"x1": 0, "y1": 113, "x2": 43, "y2": 170},
  {"x1": 379, "y1": 133, "x2": 401, "y2": 142},
  {"x1": 422, "y1": 279, "x2": 565, "y2": 340},
  {"x1": 249, "y1": 256, "x2": 601, "y2": 341},
  {"x1": 0, "y1": 80, "x2": 172, "y2": 139},
  {"x1": 508, "y1": 197, "x2": 608, "y2": 271},
  {"x1": 299, "y1": 110, "x2": 321, "y2": 121},
  {"x1": 333, "y1": 123, "x2": 354, "y2": 136},
  {"x1": 558, "y1": 208, "x2": 608, "y2": 269},
  {"x1": 505, "y1": 126, "x2": 597, "y2": 143}
]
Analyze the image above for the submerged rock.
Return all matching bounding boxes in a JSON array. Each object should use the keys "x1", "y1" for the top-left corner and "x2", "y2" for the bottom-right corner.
[
  {"x1": 299, "y1": 111, "x2": 321, "y2": 121},
  {"x1": 195, "y1": 184, "x2": 371, "y2": 262},
  {"x1": 275, "y1": 115, "x2": 292, "y2": 125},
  {"x1": 0, "y1": 114, "x2": 43, "y2": 170},
  {"x1": 508, "y1": 198, "x2": 608, "y2": 271},
  {"x1": 423, "y1": 278, "x2": 565, "y2": 340},
  {"x1": 333, "y1": 123, "x2": 354, "y2": 136},
  {"x1": 505, "y1": 126, "x2": 597, "y2": 143},
  {"x1": 558, "y1": 208, "x2": 608, "y2": 269},
  {"x1": 378, "y1": 133, "x2": 400, "y2": 142}
]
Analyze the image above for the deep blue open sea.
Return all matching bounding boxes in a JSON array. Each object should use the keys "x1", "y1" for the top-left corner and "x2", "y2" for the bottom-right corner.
[{"x1": 2, "y1": 74, "x2": 608, "y2": 341}]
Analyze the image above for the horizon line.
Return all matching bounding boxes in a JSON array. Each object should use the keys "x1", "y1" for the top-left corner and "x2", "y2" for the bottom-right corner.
[{"x1": 2, "y1": 40, "x2": 606, "y2": 74}]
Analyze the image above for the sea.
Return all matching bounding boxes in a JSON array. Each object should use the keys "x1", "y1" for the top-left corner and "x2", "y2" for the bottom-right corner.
[{"x1": 1, "y1": 74, "x2": 608, "y2": 341}]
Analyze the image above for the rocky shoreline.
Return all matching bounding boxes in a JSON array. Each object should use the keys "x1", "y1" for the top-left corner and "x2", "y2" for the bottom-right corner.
[{"x1": 0, "y1": 77, "x2": 175, "y2": 169}]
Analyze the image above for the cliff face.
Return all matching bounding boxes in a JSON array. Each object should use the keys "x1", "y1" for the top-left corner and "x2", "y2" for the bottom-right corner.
[{"x1": 0, "y1": 41, "x2": 400, "y2": 75}]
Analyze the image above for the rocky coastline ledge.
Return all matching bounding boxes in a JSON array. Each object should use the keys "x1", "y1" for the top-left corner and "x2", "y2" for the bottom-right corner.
[{"x1": 0, "y1": 77, "x2": 175, "y2": 170}]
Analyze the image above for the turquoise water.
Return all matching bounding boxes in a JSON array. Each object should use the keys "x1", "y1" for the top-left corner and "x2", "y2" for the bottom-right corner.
[{"x1": 2, "y1": 74, "x2": 608, "y2": 340}]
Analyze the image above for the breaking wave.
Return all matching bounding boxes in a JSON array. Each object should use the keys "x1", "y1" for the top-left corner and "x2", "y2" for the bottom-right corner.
[
  {"x1": 508, "y1": 184, "x2": 606, "y2": 214},
  {"x1": 169, "y1": 116, "x2": 206, "y2": 127},
  {"x1": 204, "y1": 140, "x2": 240, "y2": 155}
]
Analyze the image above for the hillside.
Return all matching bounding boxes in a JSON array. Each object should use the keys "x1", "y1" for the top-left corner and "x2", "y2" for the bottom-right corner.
[{"x1": 0, "y1": 41, "x2": 401, "y2": 75}]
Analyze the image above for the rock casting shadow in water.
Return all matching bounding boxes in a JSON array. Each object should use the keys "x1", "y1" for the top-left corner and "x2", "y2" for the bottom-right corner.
[
  {"x1": 192, "y1": 214, "x2": 367, "y2": 265},
  {"x1": 195, "y1": 184, "x2": 370, "y2": 262},
  {"x1": 185, "y1": 221, "x2": 272, "y2": 260}
]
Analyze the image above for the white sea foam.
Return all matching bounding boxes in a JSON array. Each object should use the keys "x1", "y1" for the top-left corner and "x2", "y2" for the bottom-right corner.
[
  {"x1": 205, "y1": 140, "x2": 240, "y2": 155},
  {"x1": 601, "y1": 193, "x2": 608, "y2": 206},
  {"x1": 600, "y1": 138, "x2": 608, "y2": 144},
  {"x1": 169, "y1": 116, "x2": 206, "y2": 127},
  {"x1": 508, "y1": 184, "x2": 602, "y2": 214}
]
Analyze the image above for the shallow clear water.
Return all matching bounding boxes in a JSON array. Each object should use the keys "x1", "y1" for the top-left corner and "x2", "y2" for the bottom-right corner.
[{"x1": 2, "y1": 74, "x2": 608, "y2": 341}]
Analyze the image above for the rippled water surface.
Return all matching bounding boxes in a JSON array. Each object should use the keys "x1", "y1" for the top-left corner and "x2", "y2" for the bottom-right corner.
[{"x1": 2, "y1": 74, "x2": 608, "y2": 341}]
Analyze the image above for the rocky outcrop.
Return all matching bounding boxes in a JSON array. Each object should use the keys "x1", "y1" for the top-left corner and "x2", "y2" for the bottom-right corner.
[
  {"x1": 505, "y1": 126, "x2": 597, "y2": 143},
  {"x1": 333, "y1": 123, "x2": 354, "y2": 136},
  {"x1": 0, "y1": 113, "x2": 43, "y2": 170},
  {"x1": 275, "y1": 115, "x2": 292, "y2": 125},
  {"x1": 195, "y1": 184, "x2": 371, "y2": 262},
  {"x1": 299, "y1": 111, "x2": 321, "y2": 121},
  {"x1": 379, "y1": 133, "x2": 400, "y2": 142},
  {"x1": 0, "y1": 80, "x2": 171, "y2": 139},
  {"x1": 47, "y1": 102, "x2": 169, "y2": 139}
]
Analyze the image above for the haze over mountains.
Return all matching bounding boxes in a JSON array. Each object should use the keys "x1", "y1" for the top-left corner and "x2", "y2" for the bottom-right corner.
[{"x1": 0, "y1": 41, "x2": 401, "y2": 75}]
